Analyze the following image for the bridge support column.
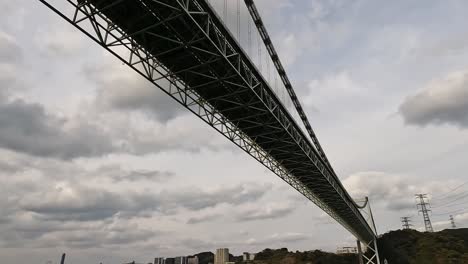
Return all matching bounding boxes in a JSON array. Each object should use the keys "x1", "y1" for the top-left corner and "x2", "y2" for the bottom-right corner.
[
  {"x1": 357, "y1": 240, "x2": 364, "y2": 264},
  {"x1": 358, "y1": 239, "x2": 380, "y2": 264}
]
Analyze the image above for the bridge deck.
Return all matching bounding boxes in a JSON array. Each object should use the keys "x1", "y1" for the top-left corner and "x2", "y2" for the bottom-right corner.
[{"x1": 42, "y1": 0, "x2": 375, "y2": 242}]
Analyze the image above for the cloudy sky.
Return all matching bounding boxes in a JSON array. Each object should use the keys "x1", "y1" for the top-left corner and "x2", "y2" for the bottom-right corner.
[{"x1": 2, "y1": 0, "x2": 468, "y2": 263}]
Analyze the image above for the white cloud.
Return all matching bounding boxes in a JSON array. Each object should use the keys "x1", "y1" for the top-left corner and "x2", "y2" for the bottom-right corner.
[
  {"x1": 85, "y1": 62, "x2": 185, "y2": 123},
  {"x1": 246, "y1": 232, "x2": 309, "y2": 246},
  {"x1": 399, "y1": 69, "x2": 468, "y2": 127},
  {"x1": 343, "y1": 171, "x2": 452, "y2": 212},
  {"x1": 3, "y1": 0, "x2": 468, "y2": 262},
  {"x1": 236, "y1": 203, "x2": 296, "y2": 222},
  {"x1": 34, "y1": 25, "x2": 86, "y2": 57},
  {"x1": 0, "y1": 31, "x2": 22, "y2": 96},
  {"x1": 0, "y1": 31, "x2": 22, "y2": 63},
  {"x1": 186, "y1": 213, "x2": 221, "y2": 225},
  {"x1": 305, "y1": 71, "x2": 363, "y2": 104}
]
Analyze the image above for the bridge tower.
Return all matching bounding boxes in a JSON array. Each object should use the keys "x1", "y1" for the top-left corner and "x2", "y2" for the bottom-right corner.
[
  {"x1": 415, "y1": 194, "x2": 433, "y2": 232},
  {"x1": 355, "y1": 197, "x2": 381, "y2": 264}
]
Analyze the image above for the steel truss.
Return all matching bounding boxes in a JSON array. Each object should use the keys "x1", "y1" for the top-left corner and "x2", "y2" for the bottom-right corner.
[{"x1": 38, "y1": 0, "x2": 375, "y2": 242}]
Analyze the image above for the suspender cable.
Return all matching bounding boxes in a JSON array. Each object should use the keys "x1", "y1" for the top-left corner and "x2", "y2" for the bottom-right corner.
[
  {"x1": 223, "y1": 0, "x2": 227, "y2": 22},
  {"x1": 248, "y1": 15, "x2": 252, "y2": 56},
  {"x1": 243, "y1": 0, "x2": 335, "y2": 176},
  {"x1": 243, "y1": 0, "x2": 371, "y2": 228},
  {"x1": 237, "y1": 0, "x2": 241, "y2": 41},
  {"x1": 257, "y1": 33, "x2": 262, "y2": 71},
  {"x1": 267, "y1": 55, "x2": 270, "y2": 83},
  {"x1": 275, "y1": 74, "x2": 278, "y2": 91}
]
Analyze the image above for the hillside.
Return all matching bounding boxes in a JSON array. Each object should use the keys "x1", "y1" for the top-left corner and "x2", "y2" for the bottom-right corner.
[
  {"x1": 191, "y1": 228, "x2": 468, "y2": 264},
  {"x1": 194, "y1": 248, "x2": 357, "y2": 264},
  {"x1": 249, "y1": 248, "x2": 357, "y2": 264},
  {"x1": 378, "y1": 228, "x2": 468, "y2": 264}
]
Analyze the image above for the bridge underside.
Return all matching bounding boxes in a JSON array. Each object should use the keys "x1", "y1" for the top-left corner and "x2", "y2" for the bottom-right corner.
[{"x1": 40, "y1": 0, "x2": 375, "y2": 242}]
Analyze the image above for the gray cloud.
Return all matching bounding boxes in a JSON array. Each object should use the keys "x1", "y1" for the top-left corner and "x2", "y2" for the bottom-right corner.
[
  {"x1": 85, "y1": 63, "x2": 185, "y2": 123},
  {"x1": 0, "y1": 98, "x2": 115, "y2": 160},
  {"x1": 236, "y1": 204, "x2": 295, "y2": 222},
  {"x1": 1, "y1": 216, "x2": 160, "y2": 249},
  {"x1": 343, "y1": 171, "x2": 418, "y2": 211},
  {"x1": 186, "y1": 213, "x2": 221, "y2": 224},
  {"x1": 0, "y1": 32, "x2": 21, "y2": 63},
  {"x1": 96, "y1": 165, "x2": 175, "y2": 183},
  {"x1": 19, "y1": 183, "x2": 271, "y2": 222},
  {"x1": 0, "y1": 159, "x2": 22, "y2": 174},
  {"x1": 269, "y1": 232, "x2": 309, "y2": 243},
  {"x1": 43, "y1": 227, "x2": 158, "y2": 249},
  {"x1": 0, "y1": 32, "x2": 227, "y2": 160},
  {"x1": 116, "y1": 114, "x2": 229, "y2": 154},
  {"x1": 20, "y1": 185, "x2": 133, "y2": 221},
  {"x1": 246, "y1": 232, "x2": 309, "y2": 246},
  {"x1": 0, "y1": 32, "x2": 115, "y2": 160},
  {"x1": 343, "y1": 172, "x2": 461, "y2": 212},
  {"x1": 0, "y1": 86, "x2": 225, "y2": 160},
  {"x1": 159, "y1": 183, "x2": 271, "y2": 212},
  {"x1": 387, "y1": 200, "x2": 416, "y2": 211},
  {"x1": 34, "y1": 25, "x2": 86, "y2": 57},
  {"x1": 0, "y1": 32, "x2": 22, "y2": 95},
  {"x1": 179, "y1": 238, "x2": 216, "y2": 252},
  {"x1": 399, "y1": 69, "x2": 468, "y2": 127}
]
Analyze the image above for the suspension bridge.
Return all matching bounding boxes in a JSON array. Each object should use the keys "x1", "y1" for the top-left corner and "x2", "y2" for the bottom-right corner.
[{"x1": 37, "y1": 0, "x2": 381, "y2": 262}]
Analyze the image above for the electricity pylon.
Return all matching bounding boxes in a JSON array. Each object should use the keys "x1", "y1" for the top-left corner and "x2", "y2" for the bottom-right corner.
[
  {"x1": 450, "y1": 215, "x2": 456, "y2": 228},
  {"x1": 400, "y1": 216, "x2": 412, "y2": 230},
  {"x1": 415, "y1": 194, "x2": 433, "y2": 232}
]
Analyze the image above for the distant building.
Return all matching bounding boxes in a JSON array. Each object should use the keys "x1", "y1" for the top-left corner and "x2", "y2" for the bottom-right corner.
[
  {"x1": 215, "y1": 248, "x2": 229, "y2": 264},
  {"x1": 165, "y1": 258, "x2": 175, "y2": 264},
  {"x1": 242, "y1": 252, "x2": 256, "y2": 261},
  {"x1": 155, "y1": 257, "x2": 166, "y2": 264},
  {"x1": 175, "y1": 256, "x2": 188, "y2": 264},
  {"x1": 336, "y1": 247, "x2": 357, "y2": 254},
  {"x1": 187, "y1": 256, "x2": 199, "y2": 264}
]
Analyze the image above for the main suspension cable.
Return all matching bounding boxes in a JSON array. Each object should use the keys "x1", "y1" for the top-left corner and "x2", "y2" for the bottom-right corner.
[{"x1": 243, "y1": 0, "x2": 335, "y2": 175}]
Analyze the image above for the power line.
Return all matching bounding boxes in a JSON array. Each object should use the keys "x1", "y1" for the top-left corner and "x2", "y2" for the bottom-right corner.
[
  {"x1": 433, "y1": 189, "x2": 468, "y2": 203},
  {"x1": 432, "y1": 208, "x2": 468, "y2": 217},
  {"x1": 435, "y1": 201, "x2": 467, "y2": 209},
  {"x1": 431, "y1": 180, "x2": 468, "y2": 201},
  {"x1": 432, "y1": 191, "x2": 468, "y2": 208}
]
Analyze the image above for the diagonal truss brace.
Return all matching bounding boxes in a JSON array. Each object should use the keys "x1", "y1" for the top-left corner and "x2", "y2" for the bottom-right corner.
[{"x1": 361, "y1": 239, "x2": 381, "y2": 264}]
